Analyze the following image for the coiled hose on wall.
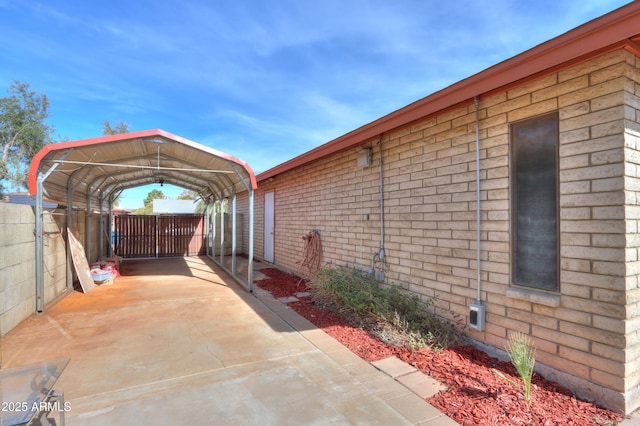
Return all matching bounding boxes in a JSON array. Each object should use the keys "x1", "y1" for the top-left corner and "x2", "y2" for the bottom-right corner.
[{"x1": 298, "y1": 230, "x2": 322, "y2": 277}]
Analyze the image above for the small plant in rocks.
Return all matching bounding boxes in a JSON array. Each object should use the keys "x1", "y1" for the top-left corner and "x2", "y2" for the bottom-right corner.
[{"x1": 494, "y1": 331, "x2": 536, "y2": 404}]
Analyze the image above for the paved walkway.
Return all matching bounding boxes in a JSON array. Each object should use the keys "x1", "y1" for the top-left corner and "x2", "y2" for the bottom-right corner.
[{"x1": 1, "y1": 257, "x2": 457, "y2": 425}]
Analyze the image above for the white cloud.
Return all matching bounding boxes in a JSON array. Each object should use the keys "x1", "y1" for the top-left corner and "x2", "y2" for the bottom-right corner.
[{"x1": 0, "y1": 0, "x2": 633, "y2": 177}]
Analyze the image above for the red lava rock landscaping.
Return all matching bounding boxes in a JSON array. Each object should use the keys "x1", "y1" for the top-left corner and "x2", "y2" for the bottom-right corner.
[{"x1": 255, "y1": 268, "x2": 624, "y2": 425}]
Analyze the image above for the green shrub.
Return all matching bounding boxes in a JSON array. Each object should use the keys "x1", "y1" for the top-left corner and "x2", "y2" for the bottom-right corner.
[{"x1": 309, "y1": 267, "x2": 462, "y2": 350}]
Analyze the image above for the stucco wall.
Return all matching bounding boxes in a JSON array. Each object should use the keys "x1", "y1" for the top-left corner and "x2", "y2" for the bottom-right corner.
[{"x1": 241, "y1": 49, "x2": 640, "y2": 413}]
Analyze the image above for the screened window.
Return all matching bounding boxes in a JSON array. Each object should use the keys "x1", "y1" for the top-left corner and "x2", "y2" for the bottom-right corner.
[{"x1": 511, "y1": 112, "x2": 559, "y2": 291}]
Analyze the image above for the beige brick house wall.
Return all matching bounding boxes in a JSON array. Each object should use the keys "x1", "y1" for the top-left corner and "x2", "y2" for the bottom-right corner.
[
  {"x1": 240, "y1": 49, "x2": 640, "y2": 413},
  {"x1": 624, "y1": 52, "x2": 640, "y2": 410}
]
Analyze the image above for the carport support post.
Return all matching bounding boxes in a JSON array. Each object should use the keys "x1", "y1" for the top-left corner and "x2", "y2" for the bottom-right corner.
[
  {"x1": 231, "y1": 193, "x2": 237, "y2": 274},
  {"x1": 108, "y1": 198, "x2": 114, "y2": 257},
  {"x1": 99, "y1": 194, "x2": 104, "y2": 259},
  {"x1": 85, "y1": 191, "x2": 92, "y2": 260},
  {"x1": 204, "y1": 203, "x2": 210, "y2": 257},
  {"x1": 219, "y1": 201, "x2": 225, "y2": 265},
  {"x1": 35, "y1": 175, "x2": 45, "y2": 313},
  {"x1": 211, "y1": 201, "x2": 218, "y2": 259},
  {"x1": 67, "y1": 184, "x2": 74, "y2": 289},
  {"x1": 248, "y1": 189, "x2": 254, "y2": 290},
  {"x1": 35, "y1": 151, "x2": 69, "y2": 312}
]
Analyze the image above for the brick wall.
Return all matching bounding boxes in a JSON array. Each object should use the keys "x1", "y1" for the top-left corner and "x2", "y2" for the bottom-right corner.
[
  {"x1": 623, "y1": 52, "x2": 640, "y2": 406},
  {"x1": 240, "y1": 49, "x2": 640, "y2": 413}
]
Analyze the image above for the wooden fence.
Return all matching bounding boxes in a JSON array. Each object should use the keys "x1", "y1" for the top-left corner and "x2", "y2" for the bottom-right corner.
[{"x1": 113, "y1": 215, "x2": 206, "y2": 258}]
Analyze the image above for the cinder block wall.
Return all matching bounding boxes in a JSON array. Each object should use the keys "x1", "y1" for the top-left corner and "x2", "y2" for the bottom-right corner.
[
  {"x1": 0, "y1": 204, "x2": 67, "y2": 337},
  {"x1": 0, "y1": 203, "x2": 103, "y2": 338},
  {"x1": 66, "y1": 208, "x2": 103, "y2": 279},
  {"x1": 235, "y1": 196, "x2": 253, "y2": 258},
  {"x1": 242, "y1": 49, "x2": 640, "y2": 413},
  {"x1": 68, "y1": 209, "x2": 103, "y2": 263}
]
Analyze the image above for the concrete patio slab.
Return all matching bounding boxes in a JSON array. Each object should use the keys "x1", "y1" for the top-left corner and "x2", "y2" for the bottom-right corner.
[
  {"x1": 372, "y1": 356, "x2": 448, "y2": 400},
  {"x1": 396, "y1": 371, "x2": 448, "y2": 400},
  {"x1": 1, "y1": 256, "x2": 458, "y2": 425},
  {"x1": 372, "y1": 356, "x2": 418, "y2": 378}
]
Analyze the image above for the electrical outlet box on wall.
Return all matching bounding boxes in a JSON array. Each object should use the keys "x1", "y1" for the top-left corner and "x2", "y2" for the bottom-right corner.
[{"x1": 469, "y1": 301, "x2": 485, "y2": 331}]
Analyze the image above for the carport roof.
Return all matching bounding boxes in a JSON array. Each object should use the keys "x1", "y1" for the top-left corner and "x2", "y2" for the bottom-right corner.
[{"x1": 28, "y1": 129, "x2": 257, "y2": 209}]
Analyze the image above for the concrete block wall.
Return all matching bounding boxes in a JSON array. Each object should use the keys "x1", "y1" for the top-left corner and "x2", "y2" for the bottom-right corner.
[
  {"x1": 0, "y1": 203, "x2": 103, "y2": 339},
  {"x1": 66, "y1": 208, "x2": 103, "y2": 263},
  {"x1": 0, "y1": 203, "x2": 67, "y2": 337},
  {"x1": 44, "y1": 210, "x2": 68, "y2": 306},
  {"x1": 236, "y1": 194, "x2": 253, "y2": 259},
  {"x1": 243, "y1": 49, "x2": 640, "y2": 413},
  {"x1": 212, "y1": 213, "x2": 244, "y2": 255}
]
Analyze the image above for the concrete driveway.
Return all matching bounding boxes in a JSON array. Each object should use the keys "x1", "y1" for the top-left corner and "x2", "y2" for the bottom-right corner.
[{"x1": 1, "y1": 257, "x2": 456, "y2": 425}]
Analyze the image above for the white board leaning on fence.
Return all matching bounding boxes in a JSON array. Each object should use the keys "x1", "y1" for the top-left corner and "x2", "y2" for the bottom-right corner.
[{"x1": 67, "y1": 228, "x2": 96, "y2": 293}]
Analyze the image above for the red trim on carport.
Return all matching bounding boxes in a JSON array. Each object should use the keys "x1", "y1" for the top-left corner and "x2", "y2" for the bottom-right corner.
[{"x1": 28, "y1": 129, "x2": 258, "y2": 196}]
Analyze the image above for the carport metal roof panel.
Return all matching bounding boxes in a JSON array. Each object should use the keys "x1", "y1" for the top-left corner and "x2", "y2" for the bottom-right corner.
[{"x1": 28, "y1": 129, "x2": 257, "y2": 209}]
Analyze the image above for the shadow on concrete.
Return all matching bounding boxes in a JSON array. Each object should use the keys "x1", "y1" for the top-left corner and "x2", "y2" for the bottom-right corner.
[{"x1": 0, "y1": 256, "x2": 453, "y2": 425}]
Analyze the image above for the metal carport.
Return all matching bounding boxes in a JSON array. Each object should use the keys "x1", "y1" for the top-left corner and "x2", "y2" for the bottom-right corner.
[{"x1": 27, "y1": 129, "x2": 257, "y2": 312}]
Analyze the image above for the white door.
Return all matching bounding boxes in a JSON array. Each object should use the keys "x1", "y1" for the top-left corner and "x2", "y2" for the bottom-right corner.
[{"x1": 264, "y1": 191, "x2": 275, "y2": 263}]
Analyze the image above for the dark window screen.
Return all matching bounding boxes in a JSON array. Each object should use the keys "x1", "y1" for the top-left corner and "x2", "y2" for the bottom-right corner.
[{"x1": 511, "y1": 112, "x2": 559, "y2": 291}]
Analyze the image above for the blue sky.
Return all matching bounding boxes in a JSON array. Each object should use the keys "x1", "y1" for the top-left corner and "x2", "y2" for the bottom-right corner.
[{"x1": 0, "y1": 0, "x2": 631, "y2": 209}]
